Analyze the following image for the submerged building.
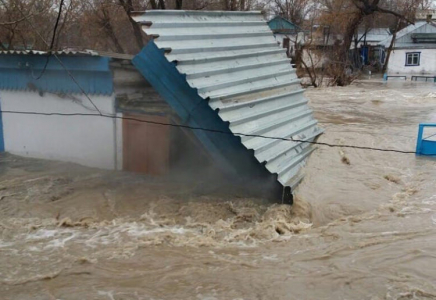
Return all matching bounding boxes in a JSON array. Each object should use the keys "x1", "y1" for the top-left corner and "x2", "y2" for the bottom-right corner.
[
  {"x1": 131, "y1": 10, "x2": 322, "y2": 203},
  {"x1": 380, "y1": 21, "x2": 436, "y2": 75},
  {"x1": 0, "y1": 11, "x2": 322, "y2": 204}
]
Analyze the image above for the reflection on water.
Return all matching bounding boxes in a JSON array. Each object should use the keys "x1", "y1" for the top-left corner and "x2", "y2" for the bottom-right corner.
[{"x1": 1, "y1": 81, "x2": 436, "y2": 299}]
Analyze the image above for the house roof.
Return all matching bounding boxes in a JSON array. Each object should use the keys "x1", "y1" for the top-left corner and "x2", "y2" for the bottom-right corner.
[
  {"x1": 268, "y1": 16, "x2": 299, "y2": 33},
  {"x1": 358, "y1": 28, "x2": 391, "y2": 43},
  {"x1": 0, "y1": 49, "x2": 99, "y2": 56},
  {"x1": 379, "y1": 21, "x2": 436, "y2": 47},
  {"x1": 132, "y1": 10, "x2": 322, "y2": 199},
  {"x1": 0, "y1": 49, "x2": 134, "y2": 60}
]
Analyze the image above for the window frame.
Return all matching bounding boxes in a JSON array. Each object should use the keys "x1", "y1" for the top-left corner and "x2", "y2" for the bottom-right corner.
[{"x1": 405, "y1": 52, "x2": 421, "y2": 66}]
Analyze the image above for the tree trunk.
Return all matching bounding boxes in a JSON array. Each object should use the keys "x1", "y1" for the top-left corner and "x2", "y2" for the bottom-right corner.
[
  {"x1": 101, "y1": 12, "x2": 125, "y2": 53},
  {"x1": 149, "y1": 0, "x2": 157, "y2": 9},
  {"x1": 332, "y1": 14, "x2": 363, "y2": 86},
  {"x1": 240, "y1": 0, "x2": 246, "y2": 10},
  {"x1": 230, "y1": 0, "x2": 237, "y2": 11},
  {"x1": 382, "y1": 20, "x2": 400, "y2": 73},
  {"x1": 158, "y1": 0, "x2": 166, "y2": 9},
  {"x1": 222, "y1": 0, "x2": 230, "y2": 10},
  {"x1": 130, "y1": 18, "x2": 145, "y2": 50},
  {"x1": 119, "y1": 0, "x2": 145, "y2": 51},
  {"x1": 175, "y1": 0, "x2": 183, "y2": 9}
]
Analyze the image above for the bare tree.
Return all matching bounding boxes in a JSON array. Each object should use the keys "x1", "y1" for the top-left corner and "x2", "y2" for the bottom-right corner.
[
  {"x1": 317, "y1": 0, "x2": 423, "y2": 86},
  {"x1": 118, "y1": 0, "x2": 145, "y2": 50},
  {"x1": 271, "y1": 0, "x2": 314, "y2": 26}
]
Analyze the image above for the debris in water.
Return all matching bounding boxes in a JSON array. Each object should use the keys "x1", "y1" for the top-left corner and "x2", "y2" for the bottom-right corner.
[
  {"x1": 341, "y1": 156, "x2": 351, "y2": 165},
  {"x1": 384, "y1": 174, "x2": 401, "y2": 184},
  {"x1": 339, "y1": 150, "x2": 351, "y2": 165}
]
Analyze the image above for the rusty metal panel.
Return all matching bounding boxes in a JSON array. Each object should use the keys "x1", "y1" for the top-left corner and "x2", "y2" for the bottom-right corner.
[{"x1": 123, "y1": 113, "x2": 170, "y2": 176}]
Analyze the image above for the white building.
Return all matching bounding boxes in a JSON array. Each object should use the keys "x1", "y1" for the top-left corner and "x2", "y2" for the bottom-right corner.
[
  {"x1": 380, "y1": 21, "x2": 436, "y2": 75},
  {"x1": 0, "y1": 50, "x2": 199, "y2": 176}
]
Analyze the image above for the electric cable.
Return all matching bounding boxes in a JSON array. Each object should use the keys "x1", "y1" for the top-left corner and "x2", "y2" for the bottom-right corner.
[{"x1": 0, "y1": 109, "x2": 418, "y2": 155}]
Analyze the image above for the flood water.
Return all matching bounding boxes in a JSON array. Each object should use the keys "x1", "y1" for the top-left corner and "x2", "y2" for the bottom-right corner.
[{"x1": 1, "y1": 81, "x2": 436, "y2": 299}]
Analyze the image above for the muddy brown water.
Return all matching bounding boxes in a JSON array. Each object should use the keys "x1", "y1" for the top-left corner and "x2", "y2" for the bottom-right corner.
[{"x1": 1, "y1": 81, "x2": 436, "y2": 299}]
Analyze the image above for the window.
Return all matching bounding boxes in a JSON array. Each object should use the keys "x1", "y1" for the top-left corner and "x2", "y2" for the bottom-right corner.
[
  {"x1": 406, "y1": 52, "x2": 420, "y2": 66},
  {"x1": 283, "y1": 37, "x2": 290, "y2": 49}
]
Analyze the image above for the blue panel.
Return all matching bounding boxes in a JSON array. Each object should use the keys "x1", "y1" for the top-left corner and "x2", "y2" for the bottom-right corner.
[
  {"x1": 268, "y1": 16, "x2": 297, "y2": 32},
  {"x1": 361, "y1": 47, "x2": 369, "y2": 65},
  {"x1": 416, "y1": 123, "x2": 436, "y2": 156},
  {"x1": 0, "y1": 99, "x2": 4, "y2": 152},
  {"x1": 132, "y1": 42, "x2": 280, "y2": 194},
  {"x1": 0, "y1": 55, "x2": 113, "y2": 95}
]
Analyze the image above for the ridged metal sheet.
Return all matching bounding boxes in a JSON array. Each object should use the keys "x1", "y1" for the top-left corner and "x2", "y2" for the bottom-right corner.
[
  {"x1": 379, "y1": 21, "x2": 436, "y2": 47},
  {"x1": 0, "y1": 49, "x2": 99, "y2": 56},
  {"x1": 133, "y1": 10, "x2": 322, "y2": 189},
  {"x1": 0, "y1": 54, "x2": 113, "y2": 95}
]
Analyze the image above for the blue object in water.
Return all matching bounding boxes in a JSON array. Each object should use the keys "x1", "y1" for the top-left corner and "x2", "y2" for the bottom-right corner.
[
  {"x1": 0, "y1": 100, "x2": 4, "y2": 152},
  {"x1": 416, "y1": 123, "x2": 436, "y2": 156}
]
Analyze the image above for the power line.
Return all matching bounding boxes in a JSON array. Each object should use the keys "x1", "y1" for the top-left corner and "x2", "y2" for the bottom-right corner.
[
  {"x1": 34, "y1": 0, "x2": 65, "y2": 80},
  {"x1": 49, "y1": 55, "x2": 103, "y2": 115},
  {"x1": 20, "y1": 6, "x2": 102, "y2": 115},
  {"x1": 0, "y1": 110, "x2": 417, "y2": 155},
  {"x1": 13, "y1": 5, "x2": 416, "y2": 156}
]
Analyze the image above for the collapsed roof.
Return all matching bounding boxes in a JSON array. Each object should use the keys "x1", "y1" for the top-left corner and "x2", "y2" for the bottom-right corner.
[{"x1": 132, "y1": 10, "x2": 323, "y2": 203}]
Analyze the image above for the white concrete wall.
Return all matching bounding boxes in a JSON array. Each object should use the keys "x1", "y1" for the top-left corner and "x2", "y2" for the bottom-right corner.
[
  {"x1": 0, "y1": 90, "x2": 118, "y2": 170},
  {"x1": 388, "y1": 48, "x2": 436, "y2": 75}
]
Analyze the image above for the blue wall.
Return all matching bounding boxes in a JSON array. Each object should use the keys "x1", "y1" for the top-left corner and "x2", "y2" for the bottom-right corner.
[
  {"x1": 0, "y1": 55, "x2": 113, "y2": 95},
  {"x1": 0, "y1": 99, "x2": 4, "y2": 152}
]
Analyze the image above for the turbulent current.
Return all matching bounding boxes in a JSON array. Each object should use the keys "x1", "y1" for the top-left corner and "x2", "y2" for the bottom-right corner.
[{"x1": 1, "y1": 81, "x2": 436, "y2": 299}]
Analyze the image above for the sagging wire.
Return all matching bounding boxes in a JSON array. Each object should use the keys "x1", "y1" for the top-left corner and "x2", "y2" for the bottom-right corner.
[
  {"x1": 0, "y1": 110, "x2": 417, "y2": 155},
  {"x1": 19, "y1": 2, "x2": 103, "y2": 116},
  {"x1": 33, "y1": 0, "x2": 65, "y2": 80}
]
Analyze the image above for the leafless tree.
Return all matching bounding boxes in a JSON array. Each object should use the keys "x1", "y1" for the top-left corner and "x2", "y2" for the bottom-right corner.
[
  {"x1": 271, "y1": 0, "x2": 315, "y2": 26},
  {"x1": 316, "y1": 0, "x2": 425, "y2": 85}
]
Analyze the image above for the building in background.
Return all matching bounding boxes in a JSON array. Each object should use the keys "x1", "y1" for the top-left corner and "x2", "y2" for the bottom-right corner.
[
  {"x1": 354, "y1": 28, "x2": 391, "y2": 67},
  {"x1": 379, "y1": 21, "x2": 436, "y2": 75},
  {"x1": 268, "y1": 16, "x2": 300, "y2": 58}
]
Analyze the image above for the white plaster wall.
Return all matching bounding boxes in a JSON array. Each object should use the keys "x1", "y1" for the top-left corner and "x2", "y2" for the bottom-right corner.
[
  {"x1": 0, "y1": 90, "x2": 117, "y2": 169},
  {"x1": 388, "y1": 48, "x2": 436, "y2": 74}
]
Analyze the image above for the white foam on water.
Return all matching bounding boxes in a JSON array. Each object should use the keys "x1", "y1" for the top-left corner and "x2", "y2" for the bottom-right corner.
[
  {"x1": 98, "y1": 290, "x2": 116, "y2": 300},
  {"x1": 423, "y1": 195, "x2": 436, "y2": 206}
]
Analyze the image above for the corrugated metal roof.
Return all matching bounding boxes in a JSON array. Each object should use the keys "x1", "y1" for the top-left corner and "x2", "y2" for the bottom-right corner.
[
  {"x1": 0, "y1": 49, "x2": 99, "y2": 56},
  {"x1": 358, "y1": 28, "x2": 391, "y2": 43},
  {"x1": 0, "y1": 53, "x2": 113, "y2": 95},
  {"x1": 0, "y1": 49, "x2": 134, "y2": 60},
  {"x1": 379, "y1": 21, "x2": 436, "y2": 47},
  {"x1": 132, "y1": 10, "x2": 322, "y2": 196}
]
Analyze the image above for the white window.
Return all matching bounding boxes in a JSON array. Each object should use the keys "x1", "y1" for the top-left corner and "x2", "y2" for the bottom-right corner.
[{"x1": 406, "y1": 52, "x2": 420, "y2": 66}]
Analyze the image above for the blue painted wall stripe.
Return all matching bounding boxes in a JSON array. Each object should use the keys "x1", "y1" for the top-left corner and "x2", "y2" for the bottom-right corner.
[
  {"x1": 0, "y1": 96, "x2": 4, "y2": 152},
  {"x1": 0, "y1": 55, "x2": 113, "y2": 95}
]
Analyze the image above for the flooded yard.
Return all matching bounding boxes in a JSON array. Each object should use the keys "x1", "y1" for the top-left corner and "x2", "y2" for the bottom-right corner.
[{"x1": 1, "y1": 81, "x2": 436, "y2": 300}]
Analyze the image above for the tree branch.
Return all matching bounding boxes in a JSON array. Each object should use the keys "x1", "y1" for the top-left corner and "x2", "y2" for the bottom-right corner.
[
  {"x1": 0, "y1": 12, "x2": 35, "y2": 26},
  {"x1": 375, "y1": 6, "x2": 414, "y2": 24}
]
